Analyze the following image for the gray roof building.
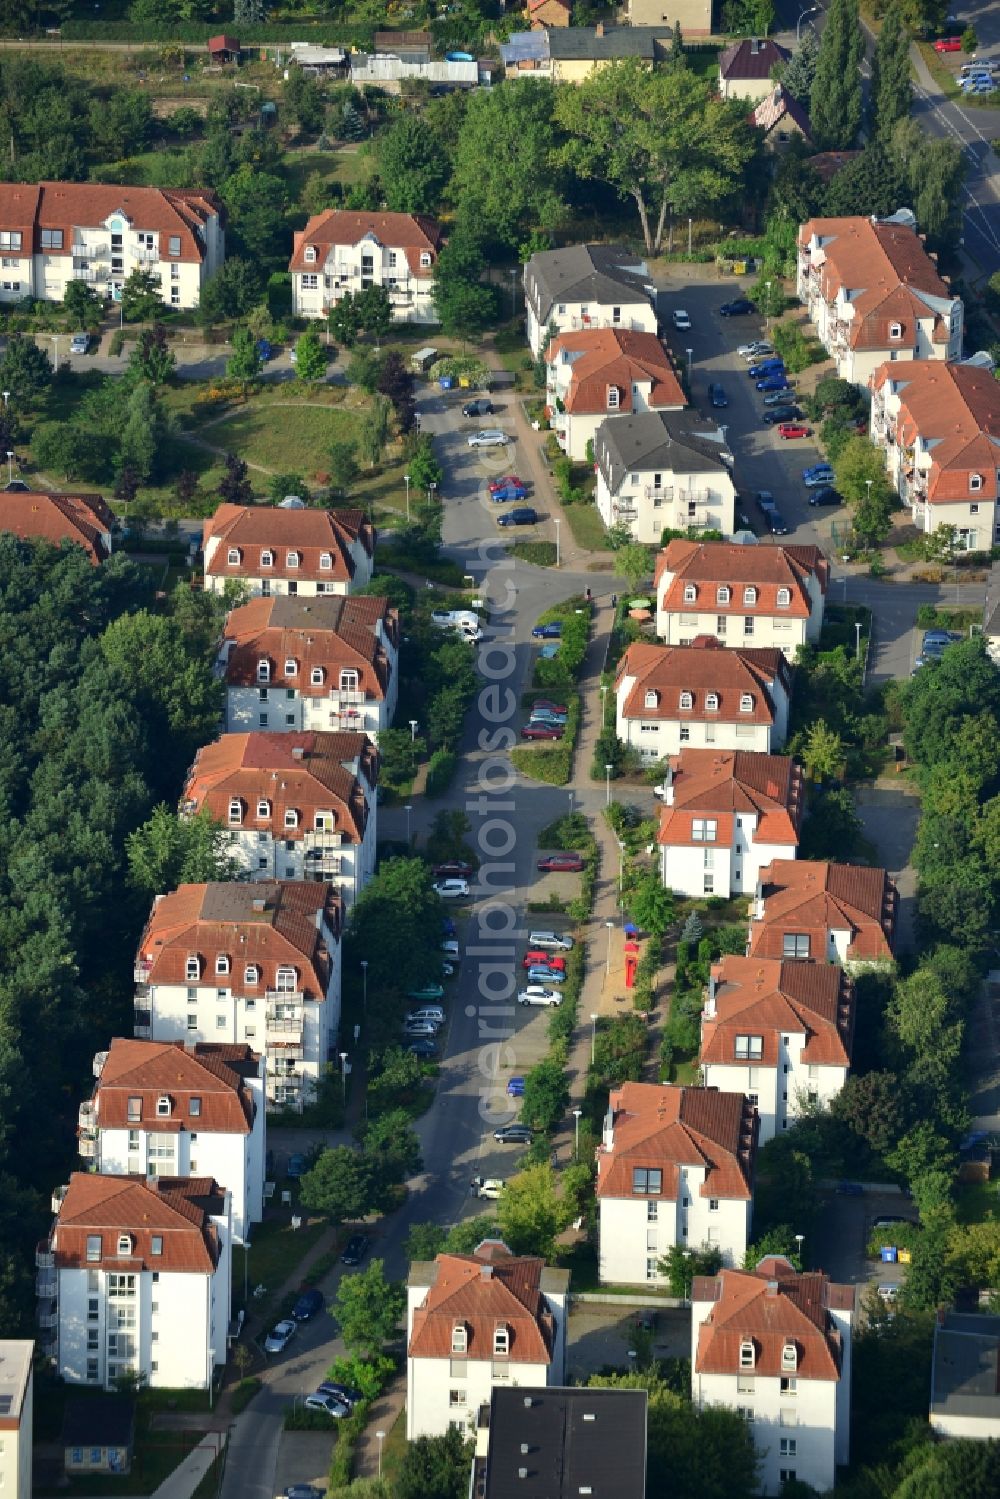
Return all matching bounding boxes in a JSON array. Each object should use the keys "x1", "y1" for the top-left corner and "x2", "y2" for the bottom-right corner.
[
  {"x1": 476, "y1": 1386, "x2": 647, "y2": 1499},
  {"x1": 596, "y1": 409, "x2": 732, "y2": 495},
  {"x1": 524, "y1": 244, "x2": 654, "y2": 333},
  {"x1": 930, "y1": 1310, "x2": 1000, "y2": 1436},
  {"x1": 502, "y1": 26, "x2": 670, "y2": 67}
]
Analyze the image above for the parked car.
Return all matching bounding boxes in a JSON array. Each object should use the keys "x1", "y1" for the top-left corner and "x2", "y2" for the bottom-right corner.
[
  {"x1": 341, "y1": 1234, "x2": 370, "y2": 1266},
  {"x1": 433, "y1": 878, "x2": 470, "y2": 898},
  {"x1": 708, "y1": 382, "x2": 728, "y2": 408},
  {"x1": 748, "y1": 359, "x2": 785, "y2": 379},
  {"x1": 762, "y1": 405, "x2": 803, "y2": 424},
  {"x1": 914, "y1": 630, "x2": 961, "y2": 669},
  {"x1": 754, "y1": 490, "x2": 777, "y2": 512},
  {"x1": 431, "y1": 609, "x2": 479, "y2": 631},
  {"x1": 766, "y1": 509, "x2": 790, "y2": 535},
  {"x1": 964, "y1": 75, "x2": 996, "y2": 93},
  {"x1": 490, "y1": 483, "x2": 527, "y2": 504},
  {"x1": 286, "y1": 1153, "x2": 307, "y2": 1179},
  {"x1": 506, "y1": 1076, "x2": 525, "y2": 1096},
  {"x1": 408, "y1": 1038, "x2": 439, "y2": 1057},
  {"x1": 529, "y1": 709, "x2": 568, "y2": 726},
  {"x1": 493, "y1": 1123, "x2": 533, "y2": 1144},
  {"x1": 292, "y1": 1288, "x2": 324, "y2": 1321},
  {"x1": 402, "y1": 1020, "x2": 439, "y2": 1038},
  {"x1": 777, "y1": 422, "x2": 811, "y2": 440},
  {"x1": 433, "y1": 861, "x2": 473, "y2": 878},
  {"x1": 489, "y1": 474, "x2": 525, "y2": 494},
  {"x1": 808, "y1": 486, "x2": 842, "y2": 507},
  {"x1": 522, "y1": 951, "x2": 567, "y2": 970},
  {"x1": 285, "y1": 1487, "x2": 324, "y2": 1499},
  {"x1": 762, "y1": 388, "x2": 795, "y2": 406},
  {"x1": 468, "y1": 429, "x2": 509, "y2": 448},
  {"x1": 803, "y1": 464, "x2": 835, "y2": 486},
  {"x1": 462, "y1": 396, "x2": 494, "y2": 417},
  {"x1": 521, "y1": 724, "x2": 563, "y2": 740},
  {"x1": 531, "y1": 699, "x2": 567, "y2": 715},
  {"x1": 3, "y1": 479, "x2": 29, "y2": 491},
  {"x1": 537, "y1": 852, "x2": 584, "y2": 872},
  {"x1": 440, "y1": 938, "x2": 460, "y2": 958},
  {"x1": 69, "y1": 332, "x2": 91, "y2": 355},
  {"x1": 316, "y1": 1381, "x2": 364, "y2": 1408},
  {"x1": 304, "y1": 1393, "x2": 350, "y2": 1418},
  {"x1": 407, "y1": 984, "x2": 445, "y2": 1001},
  {"x1": 517, "y1": 986, "x2": 563, "y2": 1007},
  {"x1": 738, "y1": 340, "x2": 774, "y2": 359},
  {"x1": 408, "y1": 1006, "x2": 446, "y2": 1025},
  {"x1": 526, "y1": 965, "x2": 567, "y2": 985},
  {"x1": 264, "y1": 1320, "x2": 297, "y2": 1355},
  {"x1": 672, "y1": 308, "x2": 692, "y2": 329},
  {"x1": 934, "y1": 34, "x2": 962, "y2": 50},
  {"x1": 719, "y1": 298, "x2": 754, "y2": 316},
  {"x1": 497, "y1": 507, "x2": 537, "y2": 527},
  {"x1": 531, "y1": 621, "x2": 563, "y2": 639},
  {"x1": 757, "y1": 374, "x2": 791, "y2": 393},
  {"x1": 471, "y1": 1176, "x2": 506, "y2": 1198},
  {"x1": 528, "y1": 931, "x2": 574, "y2": 951}
]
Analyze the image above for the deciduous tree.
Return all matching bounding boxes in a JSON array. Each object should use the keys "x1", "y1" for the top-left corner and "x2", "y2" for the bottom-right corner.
[
  {"x1": 0, "y1": 333, "x2": 52, "y2": 401},
  {"x1": 396, "y1": 1427, "x2": 472, "y2": 1499},
  {"x1": 300, "y1": 1146, "x2": 376, "y2": 1224},
  {"x1": 227, "y1": 326, "x2": 262, "y2": 382},
  {"x1": 451, "y1": 80, "x2": 566, "y2": 248},
  {"x1": 121, "y1": 267, "x2": 164, "y2": 322},
  {"x1": 332, "y1": 1259, "x2": 405, "y2": 1356},
  {"x1": 129, "y1": 324, "x2": 175, "y2": 386},
  {"x1": 126, "y1": 804, "x2": 235, "y2": 895},
  {"x1": 376, "y1": 115, "x2": 449, "y2": 215},
  {"x1": 63, "y1": 279, "x2": 101, "y2": 325},
  {"x1": 218, "y1": 450, "x2": 254, "y2": 506},
  {"x1": 199, "y1": 258, "x2": 264, "y2": 324},
  {"x1": 293, "y1": 329, "x2": 327, "y2": 383}
]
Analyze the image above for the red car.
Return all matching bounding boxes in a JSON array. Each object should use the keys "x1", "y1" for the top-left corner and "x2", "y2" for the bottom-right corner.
[
  {"x1": 520, "y1": 724, "x2": 563, "y2": 740},
  {"x1": 537, "y1": 852, "x2": 585, "y2": 873},
  {"x1": 777, "y1": 422, "x2": 811, "y2": 440},
  {"x1": 522, "y1": 951, "x2": 567, "y2": 970},
  {"x1": 433, "y1": 861, "x2": 473, "y2": 878},
  {"x1": 488, "y1": 474, "x2": 524, "y2": 493},
  {"x1": 531, "y1": 699, "x2": 568, "y2": 715},
  {"x1": 934, "y1": 35, "x2": 962, "y2": 51}
]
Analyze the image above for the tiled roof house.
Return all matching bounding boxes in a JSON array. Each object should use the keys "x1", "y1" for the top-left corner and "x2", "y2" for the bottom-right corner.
[
  {"x1": 654, "y1": 539, "x2": 828, "y2": 655},
  {"x1": 0, "y1": 490, "x2": 114, "y2": 563},
  {"x1": 748, "y1": 859, "x2": 897, "y2": 971},
  {"x1": 289, "y1": 209, "x2": 444, "y2": 323},
  {"x1": 718, "y1": 37, "x2": 789, "y2": 100},
  {"x1": 546, "y1": 328, "x2": 685, "y2": 461},
  {"x1": 202, "y1": 504, "x2": 375, "y2": 597},
  {"x1": 522, "y1": 241, "x2": 656, "y2": 357}
]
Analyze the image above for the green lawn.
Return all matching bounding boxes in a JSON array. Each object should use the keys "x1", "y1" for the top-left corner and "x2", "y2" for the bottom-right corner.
[
  {"x1": 244, "y1": 1216, "x2": 328, "y2": 1301},
  {"x1": 34, "y1": 1387, "x2": 207, "y2": 1498},
  {"x1": 563, "y1": 500, "x2": 613, "y2": 552},
  {"x1": 281, "y1": 146, "x2": 372, "y2": 201},
  {"x1": 202, "y1": 403, "x2": 361, "y2": 478}
]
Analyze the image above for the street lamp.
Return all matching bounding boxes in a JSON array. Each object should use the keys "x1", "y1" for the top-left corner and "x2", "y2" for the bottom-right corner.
[
  {"x1": 685, "y1": 348, "x2": 693, "y2": 379},
  {"x1": 855, "y1": 621, "x2": 862, "y2": 661},
  {"x1": 794, "y1": 1232, "x2": 805, "y2": 1265},
  {"x1": 605, "y1": 918, "x2": 614, "y2": 977},
  {"x1": 49, "y1": 334, "x2": 60, "y2": 374},
  {"x1": 687, "y1": 217, "x2": 693, "y2": 257},
  {"x1": 408, "y1": 719, "x2": 419, "y2": 742},
  {"x1": 427, "y1": 480, "x2": 438, "y2": 506},
  {"x1": 5, "y1": 451, "x2": 12, "y2": 486},
  {"x1": 404, "y1": 803, "x2": 413, "y2": 847},
  {"x1": 376, "y1": 1430, "x2": 386, "y2": 1478},
  {"x1": 554, "y1": 517, "x2": 561, "y2": 568},
  {"x1": 340, "y1": 1051, "x2": 349, "y2": 1102},
  {"x1": 572, "y1": 1107, "x2": 583, "y2": 1159},
  {"x1": 764, "y1": 281, "x2": 772, "y2": 333},
  {"x1": 605, "y1": 762, "x2": 613, "y2": 807},
  {"x1": 590, "y1": 1013, "x2": 599, "y2": 1064},
  {"x1": 1, "y1": 391, "x2": 9, "y2": 411},
  {"x1": 600, "y1": 681, "x2": 608, "y2": 727},
  {"x1": 509, "y1": 267, "x2": 518, "y2": 318},
  {"x1": 796, "y1": 5, "x2": 819, "y2": 41},
  {"x1": 360, "y1": 959, "x2": 368, "y2": 1016},
  {"x1": 404, "y1": 473, "x2": 410, "y2": 523}
]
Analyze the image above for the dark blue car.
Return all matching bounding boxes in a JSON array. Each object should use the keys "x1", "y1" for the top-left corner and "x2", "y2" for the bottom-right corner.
[
  {"x1": 496, "y1": 507, "x2": 537, "y2": 527},
  {"x1": 748, "y1": 358, "x2": 785, "y2": 379},
  {"x1": 292, "y1": 1288, "x2": 324, "y2": 1321},
  {"x1": 757, "y1": 374, "x2": 791, "y2": 392},
  {"x1": 490, "y1": 483, "x2": 527, "y2": 504},
  {"x1": 532, "y1": 621, "x2": 563, "y2": 639}
]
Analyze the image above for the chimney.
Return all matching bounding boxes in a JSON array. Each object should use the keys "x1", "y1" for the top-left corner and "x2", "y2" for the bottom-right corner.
[
  {"x1": 595, "y1": 21, "x2": 605, "y2": 35},
  {"x1": 291, "y1": 745, "x2": 305, "y2": 760},
  {"x1": 767, "y1": 1280, "x2": 779, "y2": 1295},
  {"x1": 523, "y1": 1396, "x2": 533, "y2": 1408},
  {"x1": 251, "y1": 896, "x2": 266, "y2": 912},
  {"x1": 751, "y1": 37, "x2": 760, "y2": 53},
  {"x1": 481, "y1": 1264, "x2": 493, "y2": 1280}
]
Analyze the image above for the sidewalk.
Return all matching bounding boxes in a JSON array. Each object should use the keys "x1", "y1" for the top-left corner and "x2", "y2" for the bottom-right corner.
[{"x1": 151, "y1": 1434, "x2": 226, "y2": 1499}]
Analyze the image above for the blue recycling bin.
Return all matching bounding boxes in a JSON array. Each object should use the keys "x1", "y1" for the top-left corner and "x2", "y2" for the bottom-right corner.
[
  {"x1": 439, "y1": 376, "x2": 454, "y2": 390},
  {"x1": 880, "y1": 1246, "x2": 898, "y2": 1263}
]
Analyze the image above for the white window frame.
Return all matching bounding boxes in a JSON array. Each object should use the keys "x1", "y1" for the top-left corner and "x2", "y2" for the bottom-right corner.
[
  {"x1": 185, "y1": 956, "x2": 200, "y2": 981},
  {"x1": 679, "y1": 690, "x2": 693, "y2": 710},
  {"x1": 257, "y1": 659, "x2": 270, "y2": 684},
  {"x1": 743, "y1": 586, "x2": 756, "y2": 605},
  {"x1": 304, "y1": 246, "x2": 317, "y2": 264},
  {"x1": 284, "y1": 809, "x2": 299, "y2": 829},
  {"x1": 228, "y1": 798, "x2": 242, "y2": 825},
  {"x1": 227, "y1": 547, "x2": 240, "y2": 565},
  {"x1": 739, "y1": 1339, "x2": 755, "y2": 1369},
  {"x1": 888, "y1": 322, "x2": 902, "y2": 340},
  {"x1": 644, "y1": 689, "x2": 658, "y2": 708},
  {"x1": 705, "y1": 692, "x2": 719, "y2": 711},
  {"x1": 286, "y1": 551, "x2": 301, "y2": 569},
  {"x1": 970, "y1": 473, "x2": 983, "y2": 491},
  {"x1": 310, "y1": 667, "x2": 324, "y2": 686},
  {"x1": 493, "y1": 1325, "x2": 510, "y2": 1356},
  {"x1": 260, "y1": 550, "x2": 274, "y2": 568},
  {"x1": 244, "y1": 964, "x2": 259, "y2": 986},
  {"x1": 717, "y1": 586, "x2": 730, "y2": 604},
  {"x1": 284, "y1": 658, "x2": 297, "y2": 678},
  {"x1": 451, "y1": 1323, "x2": 467, "y2": 1353},
  {"x1": 739, "y1": 693, "x2": 753, "y2": 712},
  {"x1": 776, "y1": 587, "x2": 791, "y2": 608},
  {"x1": 683, "y1": 584, "x2": 696, "y2": 602},
  {"x1": 215, "y1": 954, "x2": 230, "y2": 976}
]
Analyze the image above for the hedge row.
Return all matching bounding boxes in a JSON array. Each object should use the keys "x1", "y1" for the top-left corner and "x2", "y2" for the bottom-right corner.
[
  {"x1": 55, "y1": 21, "x2": 378, "y2": 45},
  {"x1": 509, "y1": 694, "x2": 580, "y2": 787}
]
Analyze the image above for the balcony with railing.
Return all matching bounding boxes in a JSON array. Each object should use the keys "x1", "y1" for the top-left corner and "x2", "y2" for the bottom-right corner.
[
  {"x1": 266, "y1": 1074, "x2": 304, "y2": 1105},
  {"x1": 36, "y1": 1243, "x2": 54, "y2": 1270},
  {"x1": 644, "y1": 485, "x2": 675, "y2": 502},
  {"x1": 51, "y1": 1185, "x2": 68, "y2": 1216},
  {"x1": 134, "y1": 960, "x2": 152, "y2": 983},
  {"x1": 37, "y1": 1301, "x2": 59, "y2": 1331},
  {"x1": 265, "y1": 998, "x2": 305, "y2": 1039},
  {"x1": 79, "y1": 1134, "x2": 97, "y2": 1160},
  {"x1": 36, "y1": 1266, "x2": 56, "y2": 1297},
  {"x1": 266, "y1": 1041, "x2": 305, "y2": 1063}
]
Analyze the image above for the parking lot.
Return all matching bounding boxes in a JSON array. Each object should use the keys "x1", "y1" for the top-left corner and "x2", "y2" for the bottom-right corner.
[{"x1": 813, "y1": 1187, "x2": 918, "y2": 1302}]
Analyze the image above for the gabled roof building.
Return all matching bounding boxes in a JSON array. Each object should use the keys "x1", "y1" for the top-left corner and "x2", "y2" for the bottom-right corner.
[
  {"x1": 522, "y1": 242, "x2": 656, "y2": 357},
  {"x1": 595, "y1": 409, "x2": 735, "y2": 543},
  {"x1": 546, "y1": 328, "x2": 685, "y2": 461},
  {"x1": 202, "y1": 504, "x2": 375, "y2": 598},
  {"x1": 289, "y1": 209, "x2": 443, "y2": 323},
  {"x1": 655, "y1": 539, "x2": 828, "y2": 656},
  {"x1": 748, "y1": 860, "x2": 897, "y2": 972},
  {"x1": 0, "y1": 489, "x2": 114, "y2": 563},
  {"x1": 719, "y1": 37, "x2": 789, "y2": 100}
]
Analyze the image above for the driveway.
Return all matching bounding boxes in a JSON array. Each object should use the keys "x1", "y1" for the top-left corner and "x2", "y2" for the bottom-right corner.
[
  {"x1": 855, "y1": 782, "x2": 921, "y2": 955},
  {"x1": 813, "y1": 1188, "x2": 916, "y2": 1299}
]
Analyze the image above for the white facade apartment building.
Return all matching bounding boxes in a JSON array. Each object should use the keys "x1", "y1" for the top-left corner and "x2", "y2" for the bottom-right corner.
[
  {"x1": 523, "y1": 242, "x2": 657, "y2": 358},
  {"x1": 0, "y1": 1342, "x2": 32, "y2": 1499},
  {"x1": 39, "y1": 1174, "x2": 232, "y2": 1392},
  {"x1": 202, "y1": 505, "x2": 375, "y2": 599},
  {"x1": 81, "y1": 1037, "x2": 266, "y2": 1243},
  {"x1": 692, "y1": 1257, "x2": 854, "y2": 1495},
  {"x1": 0, "y1": 182, "x2": 223, "y2": 309},
  {"x1": 870, "y1": 357, "x2": 1000, "y2": 550},
  {"x1": 545, "y1": 327, "x2": 686, "y2": 463},
  {"x1": 182, "y1": 731, "x2": 378, "y2": 906},
  {"x1": 289, "y1": 209, "x2": 443, "y2": 323},
  {"x1": 615, "y1": 638, "x2": 792, "y2": 763},
  {"x1": 656, "y1": 749, "x2": 803, "y2": 900},
  {"x1": 406, "y1": 1239, "x2": 569, "y2": 1440},
  {"x1": 748, "y1": 860, "x2": 897, "y2": 974},
  {"x1": 654, "y1": 539, "x2": 828, "y2": 657},
  {"x1": 133, "y1": 881, "x2": 343, "y2": 1112},
  {"x1": 220, "y1": 594, "x2": 399, "y2": 744},
  {"x1": 700, "y1": 956, "x2": 855, "y2": 1145},
  {"x1": 595, "y1": 1082, "x2": 758, "y2": 1285},
  {"x1": 594, "y1": 410, "x2": 735, "y2": 543},
  {"x1": 797, "y1": 212, "x2": 962, "y2": 386}
]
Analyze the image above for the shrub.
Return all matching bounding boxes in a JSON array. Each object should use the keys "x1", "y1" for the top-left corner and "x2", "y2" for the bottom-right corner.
[
  {"x1": 425, "y1": 748, "x2": 457, "y2": 796},
  {"x1": 108, "y1": 329, "x2": 125, "y2": 358}
]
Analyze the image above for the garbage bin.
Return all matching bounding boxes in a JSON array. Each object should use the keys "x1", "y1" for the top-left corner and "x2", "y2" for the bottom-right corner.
[
  {"x1": 439, "y1": 375, "x2": 454, "y2": 390},
  {"x1": 880, "y1": 1246, "x2": 898, "y2": 1263}
]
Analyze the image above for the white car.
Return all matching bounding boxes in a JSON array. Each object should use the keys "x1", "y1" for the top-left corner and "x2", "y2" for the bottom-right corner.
[
  {"x1": 471, "y1": 1176, "x2": 506, "y2": 1200},
  {"x1": 738, "y1": 341, "x2": 773, "y2": 360},
  {"x1": 467, "y1": 429, "x2": 510, "y2": 448},
  {"x1": 431, "y1": 609, "x2": 480, "y2": 631},
  {"x1": 672, "y1": 308, "x2": 692, "y2": 330},
  {"x1": 517, "y1": 986, "x2": 562, "y2": 1007},
  {"x1": 527, "y1": 930, "x2": 574, "y2": 952},
  {"x1": 434, "y1": 878, "x2": 470, "y2": 899},
  {"x1": 408, "y1": 1005, "x2": 446, "y2": 1024},
  {"x1": 441, "y1": 939, "x2": 460, "y2": 958},
  {"x1": 264, "y1": 1320, "x2": 297, "y2": 1355},
  {"x1": 69, "y1": 332, "x2": 90, "y2": 355}
]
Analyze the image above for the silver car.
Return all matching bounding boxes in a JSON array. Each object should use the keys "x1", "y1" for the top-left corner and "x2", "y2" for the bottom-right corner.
[
  {"x1": 467, "y1": 429, "x2": 510, "y2": 448},
  {"x1": 527, "y1": 930, "x2": 574, "y2": 951},
  {"x1": 517, "y1": 986, "x2": 562, "y2": 1007}
]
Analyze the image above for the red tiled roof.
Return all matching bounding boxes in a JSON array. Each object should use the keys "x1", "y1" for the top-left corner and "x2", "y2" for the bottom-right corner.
[
  {"x1": 657, "y1": 750, "x2": 804, "y2": 850},
  {"x1": 409, "y1": 1243, "x2": 555, "y2": 1365},
  {"x1": 52, "y1": 1173, "x2": 223, "y2": 1274},
  {"x1": 749, "y1": 859, "x2": 896, "y2": 963},
  {"x1": 0, "y1": 182, "x2": 220, "y2": 264},
  {"x1": 547, "y1": 328, "x2": 685, "y2": 415},
  {"x1": 700, "y1": 956, "x2": 853, "y2": 1069},
  {"x1": 752, "y1": 84, "x2": 812, "y2": 140},
  {"x1": 289, "y1": 210, "x2": 443, "y2": 276},
  {"x1": 720, "y1": 38, "x2": 789, "y2": 79},
  {"x1": 596, "y1": 1082, "x2": 757, "y2": 1202},
  {"x1": 222, "y1": 595, "x2": 397, "y2": 701},
  {"x1": 694, "y1": 1261, "x2": 850, "y2": 1381},
  {"x1": 616, "y1": 637, "x2": 790, "y2": 726},
  {"x1": 183, "y1": 731, "x2": 374, "y2": 847},
  {"x1": 208, "y1": 34, "x2": 239, "y2": 50},
  {"x1": 656, "y1": 539, "x2": 828, "y2": 621},
  {"x1": 94, "y1": 1038, "x2": 258, "y2": 1135},
  {"x1": 203, "y1": 504, "x2": 374, "y2": 584},
  {"x1": 0, "y1": 490, "x2": 111, "y2": 563},
  {"x1": 807, "y1": 151, "x2": 860, "y2": 183},
  {"x1": 136, "y1": 881, "x2": 341, "y2": 999},
  {"x1": 871, "y1": 359, "x2": 1000, "y2": 503}
]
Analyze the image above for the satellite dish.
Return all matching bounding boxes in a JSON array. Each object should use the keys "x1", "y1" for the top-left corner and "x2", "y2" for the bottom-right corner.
[
  {"x1": 731, "y1": 530, "x2": 759, "y2": 545},
  {"x1": 279, "y1": 495, "x2": 306, "y2": 509}
]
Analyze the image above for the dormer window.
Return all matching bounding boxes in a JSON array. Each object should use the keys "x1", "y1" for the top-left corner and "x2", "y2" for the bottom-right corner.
[
  {"x1": 284, "y1": 659, "x2": 297, "y2": 678},
  {"x1": 190, "y1": 1097, "x2": 201, "y2": 1117},
  {"x1": 286, "y1": 551, "x2": 300, "y2": 569},
  {"x1": 185, "y1": 955, "x2": 201, "y2": 981},
  {"x1": 257, "y1": 659, "x2": 270, "y2": 684},
  {"x1": 970, "y1": 474, "x2": 983, "y2": 492},
  {"x1": 889, "y1": 322, "x2": 902, "y2": 340},
  {"x1": 256, "y1": 799, "x2": 270, "y2": 819},
  {"x1": 739, "y1": 693, "x2": 753, "y2": 712},
  {"x1": 683, "y1": 584, "x2": 696, "y2": 602},
  {"x1": 304, "y1": 246, "x2": 317, "y2": 264},
  {"x1": 705, "y1": 692, "x2": 719, "y2": 712},
  {"x1": 339, "y1": 670, "x2": 359, "y2": 692},
  {"x1": 739, "y1": 1339, "x2": 756, "y2": 1369},
  {"x1": 781, "y1": 1342, "x2": 798, "y2": 1372},
  {"x1": 717, "y1": 586, "x2": 730, "y2": 605},
  {"x1": 86, "y1": 1235, "x2": 102, "y2": 1262},
  {"x1": 260, "y1": 550, "x2": 274, "y2": 569},
  {"x1": 493, "y1": 1324, "x2": 510, "y2": 1356},
  {"x1": 743, "y1": 586, "x2": 756, "y2": 605},
  {"x1": 319, "y1": 552, "x2": 332, "y2": 570},
  {"x1": 451, "y1": 1323, "x2": 467, "y2": 1353},
  {"x1": 127, "y1": 1097, "x2": 141, "y2": 1122},
  {"x1": 679, "y1": 690, "x2": 693, "y2": 710},
  {"x1": 314, "y1": 811, "x2": 333, "y2": 831},
  {"x1": 117, "y1": 1234, "x2": 132, "y2": 1256},
  {"x1": 420, "y1": 251, "x2": 432, "y2": 268},
  {"x1": 284, "y1": 809, "x2": 299, "y2": 829},
  {"x1": 310, "y1": 667, "x2": 325, "y2": 687},
  {"x1": 607, "y1": 386, "x2": 620, "y2": 411},
  {"x1": 215, "y1": 955, "x2": 230, "y2": 976},
  {"x1": 228, "y1": 798, "x2": 242, "y2": 825},
  {"x1": 776, "y1": 587, "x2": 791, "y2": 608},
  {"x1": 644, "y1": 689, "x2": 659, "y2": 709},
  {"x1": 227, "y1": 547, "x2": 240, "y2": 566},
  {"x1": 244, "y1": 964, "x2": 259, "y2": 986},
  {"x1": 156, "y1": 1096, "x2": 171, "y2": 1118},
  {"x1": 275, "y1": 965, "x2": 296, "y2": 993}
]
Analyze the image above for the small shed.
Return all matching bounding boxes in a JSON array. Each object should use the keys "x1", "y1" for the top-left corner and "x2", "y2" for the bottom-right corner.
[
  {"x1": 207, "y1": 35, "x2": 241, "y2": 63},
  {"x1": 62, "y1": 1396, "x2": 135, "y2": 1477}
]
